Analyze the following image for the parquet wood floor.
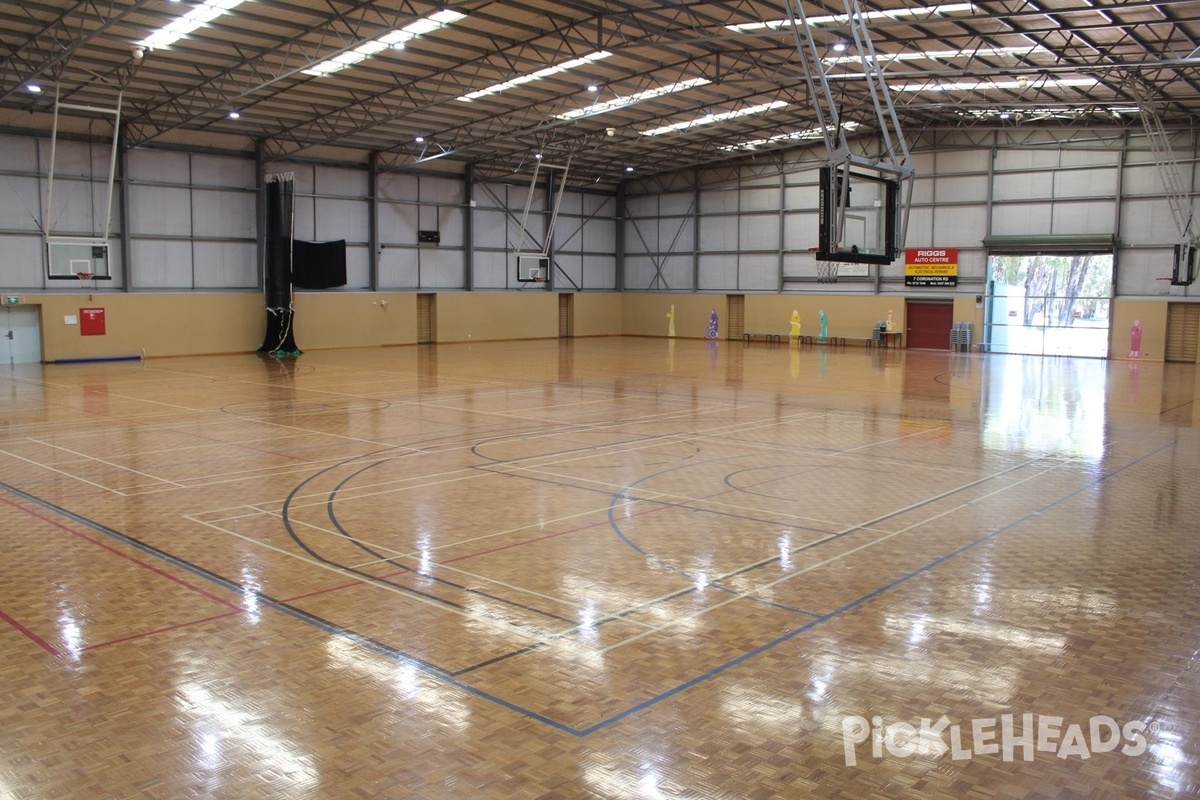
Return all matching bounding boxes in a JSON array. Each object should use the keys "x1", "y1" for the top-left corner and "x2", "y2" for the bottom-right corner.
[{"x1": 1, "y1": 338, "x2": 1196, "y2": 799}]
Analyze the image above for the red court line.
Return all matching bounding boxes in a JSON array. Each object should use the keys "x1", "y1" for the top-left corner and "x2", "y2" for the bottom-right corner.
[
  {"x1": 278, "y1": 568, "x2": 409, "y2": 604},
  {"x1": 81, "y1": 609, "x2": 242, "y2": 652},
  {"x1": 0, "y1": 496, "x2": 242, "y2": 612},
  {"x1": 0, "y1": 607, "x2": 60, "y2": 656}
]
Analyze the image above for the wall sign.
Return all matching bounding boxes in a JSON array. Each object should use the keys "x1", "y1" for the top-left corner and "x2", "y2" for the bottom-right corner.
[
  {"x1": 80, "y1": 307, "x2": 106, "y2": 336},
  {"x1": 905, "y1": 248, "x2": 958, "y2": 287}
]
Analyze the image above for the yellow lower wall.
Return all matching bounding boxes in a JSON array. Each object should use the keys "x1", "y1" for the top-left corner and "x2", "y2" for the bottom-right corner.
[
  {"x1": 623, "y1": 293, "x2": 727, "y2": 338},
  {"x1": 434, "y1": 291, "x2": 559, "y2": 343},
  {"x1": 10, "y1": 289, "x2": 1195, "y2": 363},
  {"x1": 1109, "y1": 299, "x2": 1169, "y2": 362},
  {"x1": 294, "y1": 292, "x2": 416, "y2": 349},
  {"x1": 572, "y1": 293, "x2": 623, "y2": 337},
  {"x1": 26, "y1": 292, "x2": 265, "y2": 361}
]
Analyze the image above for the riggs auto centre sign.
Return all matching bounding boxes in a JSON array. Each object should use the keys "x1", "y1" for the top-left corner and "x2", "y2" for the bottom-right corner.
[{"x1": 905, "y1": 248, "x2": 958, "y2": 287}]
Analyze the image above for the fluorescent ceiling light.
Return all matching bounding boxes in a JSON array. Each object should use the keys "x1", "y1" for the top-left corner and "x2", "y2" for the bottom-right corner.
[
  {"x1": 139, "y1": 0, "x2": 246, "y2": 50},
  {"x1": 456, "y1": 51, "x2": 613, "y2": 101},
  {"x1": 725, "y1": 3, "x2": 977, "y2": 33},
  {"x1": 642, "y1": 100, "x2": 787, "y2": 136},
  {"x1": 956, "y1": 106, "x2": 1138, "y2": 118},
  {"x1": 303, "y1": 9, "x2": 466, "y2": 76},
  {"x1": 556, "y1": 77, "x2": 711, "y2": 120},
  {"x1": 718, "y1": 121, "x2": 861, "y2": 152},
  {"x1": 824, "y1": 44, "x2": 1044, "y2": 66},
  {"x1": 895, "y1": 77, "x2": 1098, "y2": 92}
]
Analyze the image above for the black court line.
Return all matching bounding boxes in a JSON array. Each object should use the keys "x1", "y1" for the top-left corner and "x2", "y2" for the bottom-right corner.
[{"x1": 1, "y1": 439, "x2": 1174, "y2": 736}]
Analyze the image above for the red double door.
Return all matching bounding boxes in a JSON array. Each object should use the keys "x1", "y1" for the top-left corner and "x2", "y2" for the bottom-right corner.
[{"x1": 905, "y1": 301, "x2": 954, "y2": 349}]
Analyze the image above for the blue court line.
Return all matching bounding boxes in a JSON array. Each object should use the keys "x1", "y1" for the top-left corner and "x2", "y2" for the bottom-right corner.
[
  {"x1": 574, "y1": 439, "x2": 1176, "y2": 735},
  {"x1": 0, "y1": 480, "x2": 581, "y2": 735},
  {"x1": 0, "y1": 439, "x2": 1173, "y2": 738}
]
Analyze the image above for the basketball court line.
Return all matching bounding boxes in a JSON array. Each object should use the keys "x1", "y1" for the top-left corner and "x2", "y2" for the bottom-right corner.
[
  {"x1": 597, "y1": 459, "x2": 1070, "y2": 654},
  {"x1": 184, "y1": 513, "x2": 574, "y2": 648},
  {"x1": 280, "y1": 429, "x2": 969, "y2": 628},
  {"x1": 0, "y1": 447, "x2": 157, "y2": 497},
  {"x1": 0, "y1": 441, "x2": 1173, "y2": 735},
  {"x1": 21, "y1": 440, "x2": 186, "y2": 488}
]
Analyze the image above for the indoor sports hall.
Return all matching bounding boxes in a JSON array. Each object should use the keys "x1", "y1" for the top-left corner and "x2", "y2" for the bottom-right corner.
[{"x1": 1, "y1": 2, "x2": 1198, "y2": 799}]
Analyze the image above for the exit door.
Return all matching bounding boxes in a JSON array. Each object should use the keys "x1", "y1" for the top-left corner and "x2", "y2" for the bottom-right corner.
[
  {"x1": 3, "y1": 306, "x2": 42, "y2": 365},
  {"x1": 906, "y1": 301, "x2": 953, "y2": 349}
]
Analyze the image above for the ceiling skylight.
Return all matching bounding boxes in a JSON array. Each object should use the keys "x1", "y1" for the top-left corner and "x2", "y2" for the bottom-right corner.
[
  {"x1": 556, "y1": 77, "x2": 712, "y2": 120},
  {"x1": 303, "y1": 9, "x2": 466, "y2": 77},
  {"x1": 139, "y1": 0, "x2": 247, "y2": 50},
  {"x1": 718, "y1": 121, "x2": 862, "y2": 151},
  {"x1": 724, "y1": 3, "x2": 978, "y2": 33},
  {"x1": 894, "y1": 77, "x2": 1099, "y2": 92},
  {"x1": 642, "y1": 100, "x2": 788, "y2": 136},
  {"x1": 456, "y1": 51, "x2": 613, "y2": 102},
  {"x1": 824, "y1": 44, "x2": 1045, "y2": 66}
]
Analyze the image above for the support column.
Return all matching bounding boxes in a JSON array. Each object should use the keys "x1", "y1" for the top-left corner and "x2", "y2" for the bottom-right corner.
[
  {"x1": 615, "y1": 183, "x2": 626, "y2": 291},
  {"x1": 368, "y1": 151, "x2": 379, "y2": 292},
  {"x1": 464, "y1": 162, "x2": 475, "y2": 290},
  {"x1": 546, "y1": 167, "x2": 556, "y2": 291},
  {"x1": 255, "y1": 139, "x2": 266, "y2": 291},
  {"x1": 117, "y1": 126, "x2": 132, "y2": 291}
]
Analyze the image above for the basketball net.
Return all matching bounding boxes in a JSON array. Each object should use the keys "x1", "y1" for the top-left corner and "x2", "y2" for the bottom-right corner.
[{"x1": 810, "y1": 248, "x2": 839, "y2": 284}]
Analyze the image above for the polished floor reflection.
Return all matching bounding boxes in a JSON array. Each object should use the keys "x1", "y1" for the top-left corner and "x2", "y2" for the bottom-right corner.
[{"x1": 1, "y1": 338, "x2": 1197, "y2": 799}]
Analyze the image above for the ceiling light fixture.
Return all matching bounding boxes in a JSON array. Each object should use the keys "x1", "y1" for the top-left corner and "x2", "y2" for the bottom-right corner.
[
  {"x1": 26, "y1": 83, "x2": 42, "y2": 93},
  {"x1": 824, "y1": 44, "x2": 1044, "y2": 66},
  {"x1": 139, "y1": 0, "x2": 248, "y2": 51},
  {"x1": 718, "y1": 121, "x2": 862, "y2": 152},
  {"x1": 414, "y1": 136, "x2": 425, "y2": 143},
  {"x1": 642, "y1": 99, "x2": 788, "y2": 136},
  {"x1": 725, "y1": 3, "x2": 978, "y2": 33},
  {"x1": 832, "y1": 42, "x2": 848, "y2": 53},
  {"x1": 456, "y1": 51, "x2": 612, "y2": 102},
  {"x1": 556, "y1": 77, "x2": 711, "y2": 120},
  {"x1": 303, "y1": 9, "x2": 466, "y2": 76},
  {"x1": 228, "y1": 110, "x2": 240, "y2": 119},
  {"x1": 894, "y1": 77, "x2": 1098, "y2": 92},
  {"x1": 587, "y1": 83, "x2": 599, "y2": 92}
]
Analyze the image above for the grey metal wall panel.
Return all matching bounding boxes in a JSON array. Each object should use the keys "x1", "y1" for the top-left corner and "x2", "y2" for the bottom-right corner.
[
  {"x1": 129, "y1": 185, "x2": 191, "y2": 236},
  {"x1": 193, "y1": 241, "x2": 256, "y2": 288},
  {"x1": 0, "y1": 176, "x2": 42, "y2": 231},
  {"x1": 128, "y1": 149, "x2": 190, "y2": 183},
  {"x1": 131, "y1": 239, "x2": 192, "y2": 287},
  {"x1": 192, "y1": 188, "x2": 255, "y2": 238},
  {"x1": 190, "y1": 153, "x2": 255, "y2": 189}
]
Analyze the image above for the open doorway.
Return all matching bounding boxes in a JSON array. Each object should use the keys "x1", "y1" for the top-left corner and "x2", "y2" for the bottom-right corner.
[{"x1": 984, "y1": 253, "x2": 1113, "y2": 358}]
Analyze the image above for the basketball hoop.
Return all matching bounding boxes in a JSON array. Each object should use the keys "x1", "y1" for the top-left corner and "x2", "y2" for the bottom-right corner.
[
  {"x1": 1155, "y1": 277, "x2": 1173, "y2": 295},
  {"x1": 810, "y1": 247, "x2": 839, "y2": 284},
  {"x1": 76, "y1": 271, "x2": 94, "y2": 282}
]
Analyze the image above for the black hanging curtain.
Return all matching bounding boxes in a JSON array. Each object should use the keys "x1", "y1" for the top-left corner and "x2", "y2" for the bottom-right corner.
[
  {"x1": 291, "y1": 239, "x2": 347, "y2": 289},
  {"x1": 259, "y1": 174, "x2": 302, "y2": 356}
]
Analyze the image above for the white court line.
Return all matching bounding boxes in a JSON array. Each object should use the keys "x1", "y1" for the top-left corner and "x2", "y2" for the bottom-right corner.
[
  {"x1": 0, "y1": 448, "x2": 136, "y2": 496},
  {"x1": 597, "y1": 459, "x2": 1068, "y2": 653},
  {"x1": 184, "y1": 515, "x2": 565, "y2": 646},
  {"x1": 268, "y1": 403, "x2": 745, "y2": 512},
  {"x1": 27, "y1": 439, "x2": 186, "y2": 488}
]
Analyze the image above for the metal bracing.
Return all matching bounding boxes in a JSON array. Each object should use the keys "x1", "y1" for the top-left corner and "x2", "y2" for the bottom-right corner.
[
  {"x1": 1130, "y1": 77, "x2": 1198, "y2": 244},
  {"x1": 0, "y1": 0, "x2": 156, "y2": 104},
  {"x1": 4, "y1": 0, "x2": 1200, "y2": 186},
  {"x1": 782, "y1": 0, "x2": 916, "y2": 255},
  {"x1": 514, "y1": 154, "x2": 572, "y2": 263},
  {"x1": 44, "y1": 82, "x2": 122, "y2": 246}
]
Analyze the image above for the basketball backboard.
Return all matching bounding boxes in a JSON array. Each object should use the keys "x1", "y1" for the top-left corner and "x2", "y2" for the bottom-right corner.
[{"x1": 817, "y1": 166, "x2": 899, "y2": 265}]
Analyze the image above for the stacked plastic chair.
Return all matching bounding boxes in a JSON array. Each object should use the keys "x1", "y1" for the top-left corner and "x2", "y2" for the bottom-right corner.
[{"x1": 950, "y1": 321, "x2": 974, "y2": 351}]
